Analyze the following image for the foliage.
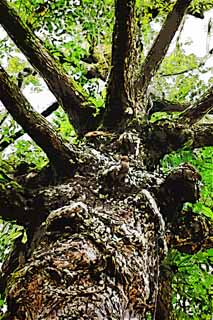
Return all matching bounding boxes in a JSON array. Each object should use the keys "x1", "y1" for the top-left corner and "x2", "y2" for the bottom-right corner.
[
  {"x1": 0, "y1": 221, "x2": 26, "y2": 265},
  {"x1": 162, "y1": 148, "x2": 213, "y2": 318},
  {"x1": 11, "y1": 0, "x2": 114, "y2": 89},
  {"x1": 0, "y1": 220, "x2": 26, "y2": 316},
  {"x1": 152, "y1": 46, "x2": 211, "y2": 103},
  {"x1": 5, "y1": 139, "x2": 47, "y2": 171},
  {"x1": 0, "y1": 117, "x2": 19, "y2": 146},
  {"x1": 141, "y1": 0, "x2": 213, "y2": 17},
  {"x1": 52, "y1": 107, "x2": 77, "y2": 143},
  {"x1": 166, "y1": 249, "x2": 213, "y2": 319}
]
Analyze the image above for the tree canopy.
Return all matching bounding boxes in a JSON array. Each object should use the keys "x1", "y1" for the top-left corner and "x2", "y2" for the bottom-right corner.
[{"x1": 0, "y1": 0, "x2": 213, "y2": 319}]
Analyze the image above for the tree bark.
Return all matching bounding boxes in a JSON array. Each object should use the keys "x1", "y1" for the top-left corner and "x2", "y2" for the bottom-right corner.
[
  {"x1": 103, "y1": 0, "x2": 141, "y2": 129},
  {"x1": 178, "y1": 86, "x2": 213, "y2": 125},
  {"x1": 1, "y1": 133, "x2": 211, "y2": 319}
]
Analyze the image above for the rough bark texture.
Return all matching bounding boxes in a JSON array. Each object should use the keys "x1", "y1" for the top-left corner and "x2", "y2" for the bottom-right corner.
[
  {"x1": 1, "y1": 133, "x2": 210, "y2": 320},
  {"x1": 1, "y1": 139, "x2": 165, "y2": 319},
  {"x1": 104, "y1": 0, "x2": 141, "y2": 128},
  {"x1": 5, "y1": 191, "x2": 163, "y2": 319},
  {"x1": 178, "y1": 86, "x2": 213, "y2": 125}
]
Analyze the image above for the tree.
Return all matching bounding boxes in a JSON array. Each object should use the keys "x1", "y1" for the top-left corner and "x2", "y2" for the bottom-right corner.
[{"x1": 0, "y1": 0, "x2": 212, "y2": 319}]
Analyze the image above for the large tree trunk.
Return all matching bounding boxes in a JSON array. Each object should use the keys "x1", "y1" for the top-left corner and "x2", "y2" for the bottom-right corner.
[
  {"x1": 4, "y1": 177, "x2": 165, "y2": 319},
  {"x1": 1, "y1": 136, "x2": 211, "y2": 320}
]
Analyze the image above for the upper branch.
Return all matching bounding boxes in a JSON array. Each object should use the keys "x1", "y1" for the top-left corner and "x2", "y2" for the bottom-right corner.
[
  {"x1": 193, "y1": 124, "x2": 213, "y2": 148},
  {"x1": 141, "y1": 122, "x2": 213, "y2": 170},
  {"x1": 0, "y1": 102, "x2": 59, "y2": 152},
  {"x1": 137, "y1": 0, "x2": 192, "y2": 97},
  {"x1": 103, "y1": 0, "x2": 139, "y2": 129},
  {"x1": 178, "y1": 86, "x2": 213, "y2": 125},
  {"x1": 0, "y1": 0, "x2": 97, "y2": 134},
  {"x1": 148, "y1": 98, "x2": 189, "y2": 115},
  {"x1": 0, "y1": 66, "x2": 77, "y2": 175}
]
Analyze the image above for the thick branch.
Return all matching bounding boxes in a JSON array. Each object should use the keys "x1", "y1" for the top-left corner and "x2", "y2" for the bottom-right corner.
[
  {"x1": 103, "y1": 0, "x2": 138, "y2": 129},
  {"x1": 0, "y1": 0, "x2": 97, "y2": 134},
  {"x1": 0, "y1": 66, "x2": 76, "y2": 174},
  {"x1": 150, "y1": 99, "x2": 213, "y2": 116},
  {"x1": 168, "y1": 210, "x2": 213, "y2": 254},
  {"x1": 0, "y1": 102, "x2": 59, "y2": 152},
  {"x1": 149, "y1": 98, "x2": 189, "y2": 115},
  {"x1": 141, "y1": 122, "x2": 213, "y2": 170},
  {"x1": 178, "y1": 86, "x2": 213, "y2": 125},
  {"x1": 156, "y1": 163, "x2": 201, "y2": 223},
  {"x1": 193, "y1": 124, "x2": 213, "y2": 148},
  {"x1": 137, "y1": 0, "x2": 192, "y2": 96},
  {"x1": 155, "y1": 164, "x2": 212, "y2": 287},
  {"x1": 0, "y1": 175, "x2": 80, "y2": 225}
]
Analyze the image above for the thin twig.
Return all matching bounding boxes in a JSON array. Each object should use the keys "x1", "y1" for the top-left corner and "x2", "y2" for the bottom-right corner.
[{"x1": 0, "y1": 110, "x2": 8, "y2": 127}]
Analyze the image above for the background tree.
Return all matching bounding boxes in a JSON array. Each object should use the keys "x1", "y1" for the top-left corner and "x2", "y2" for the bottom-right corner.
[{"x1": 0, "y1": 0, "x2": 212, "y2": 319}]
